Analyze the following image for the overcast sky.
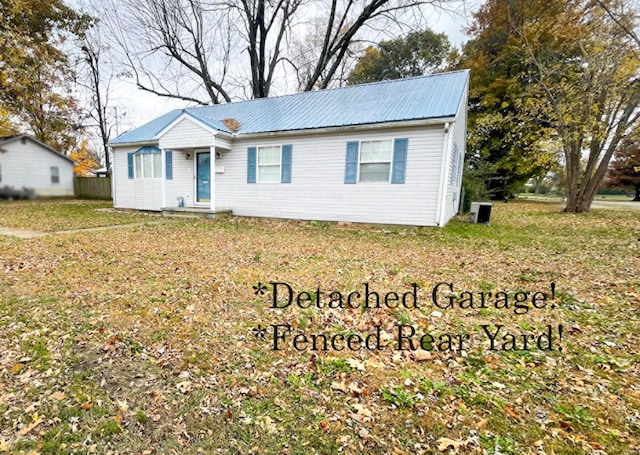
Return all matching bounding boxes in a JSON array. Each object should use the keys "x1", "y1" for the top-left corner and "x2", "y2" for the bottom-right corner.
[{"x1": 88, "y1": 1, "x2": 481, "y2": 140}]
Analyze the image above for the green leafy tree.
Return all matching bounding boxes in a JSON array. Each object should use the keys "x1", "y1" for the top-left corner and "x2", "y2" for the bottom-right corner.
[
  {"x1": 347, "y1": 29, "x2": 451, "y2": 85},
  {"x1": 516, "y1": 0, "x2": 640, "y2": 212},
  {"x1": 0, "y1": 0, "x2": 92, "y2": 153},
  {"x1": 453, "y1": 0, "x2": 558, "y2": 201},
  {"x1": 458, "y1": 0, "x2": 640, "y2": 211}
]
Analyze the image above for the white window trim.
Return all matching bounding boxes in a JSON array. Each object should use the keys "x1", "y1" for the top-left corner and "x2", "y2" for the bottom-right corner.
[
  {"x1": 256, "y1": 144, "x2": 282, "y2": 184},
  {"x1": 134, "y1": 151, "x2": 162, "y2": 179},
  {"x1": 357, "y1": 139, "x2": 394, "y2": 183}
]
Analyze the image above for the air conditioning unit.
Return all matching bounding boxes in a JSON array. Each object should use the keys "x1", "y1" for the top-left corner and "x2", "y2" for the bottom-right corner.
[{"x1": 470, "y1": 202, "x2": 492, "y2": 224}]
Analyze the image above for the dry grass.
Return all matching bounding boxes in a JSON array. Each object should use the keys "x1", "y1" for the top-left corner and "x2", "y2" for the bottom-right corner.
[
  {"x1": 0, "y1": 200, "x2": 638, "y2": 454},
  {"x1": 0, "y1": 200, "x2": 153, "y2": 232}
]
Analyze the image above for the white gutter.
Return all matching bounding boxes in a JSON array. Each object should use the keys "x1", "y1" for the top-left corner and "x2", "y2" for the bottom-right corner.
[
  {"x1": 235, "y1": 117, "x2": 456, "y2": 140},
  {"x1": 109, "y1": 118, "x2": 456, "y2": 148}
]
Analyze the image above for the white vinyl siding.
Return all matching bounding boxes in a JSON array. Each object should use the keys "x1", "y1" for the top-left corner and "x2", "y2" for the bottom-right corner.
[
  {"x1": 359, "y1": 139, "x2": 393, "y2": 182},
  {"x1": 160, "y1": 117, "x2": 215, "y2": 149},
  {"x1": 112, "y1": 116, "x2": 467, "y2": 225},
  {"x1": 113, "y1": 147, "x2": 163, "y2": 210},
  {"x1": 165, "y1": 150, "x2": 198, "y2": 209},
  {"x1": 216, "y1": 125, "x2": 446, "y2": 226},
  {"x1": 257, "y1": 145, "x2": 281, "y2": 183},
  {"x1": 0, "y1": 138, "x2": 73, "y2": 196},
  {"x1": 442, "y1": 81, "x2": 468, "y2": 222},
  {"x1": 448, "y1": 142, "x2": 463, "y2": 186}
]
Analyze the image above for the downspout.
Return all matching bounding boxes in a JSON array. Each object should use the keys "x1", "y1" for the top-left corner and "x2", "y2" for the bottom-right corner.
[
  {"x1": 161, "y1": 147, "x2": 166, "y2": 209},
  {"x1": 109, "y1": 147, "x2": 115, "y2": 205},
  {"x1": 435, "y1": 122, "x2": 451, "y2": 227}
]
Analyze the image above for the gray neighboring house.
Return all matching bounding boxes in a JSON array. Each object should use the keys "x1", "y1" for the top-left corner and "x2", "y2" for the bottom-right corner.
[
  {"x1": 0, "y1": 135, "x2": 75, "y2": 197},
  {"x1": 109, "y1": 70, "x2": 469, "y2": 227}
]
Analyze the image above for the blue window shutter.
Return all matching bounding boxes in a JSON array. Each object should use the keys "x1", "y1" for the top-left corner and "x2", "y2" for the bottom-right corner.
[
  {"x1": 165, "y1": 151, "x2": 173, "y2": 180},
  {"x1": 127, "y1": 153, "x2": 134, "y2": 179},
  {"x1": 281, "y1": 144, "x2": 292, "y2": 183},
  {"x1": 247, "y1": 147, "x2": 257, "y2": 183},
  {"x1": 391, "y1": 138, "x2": 408, "y2": 184},
  {"x1": 344, "y1": 141, "x2": 359, "y2": 184}
]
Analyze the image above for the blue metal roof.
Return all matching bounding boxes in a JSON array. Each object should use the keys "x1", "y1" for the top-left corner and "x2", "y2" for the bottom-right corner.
[{"x1": 109, "y1": 70, "x2": 469, "y2": 145}]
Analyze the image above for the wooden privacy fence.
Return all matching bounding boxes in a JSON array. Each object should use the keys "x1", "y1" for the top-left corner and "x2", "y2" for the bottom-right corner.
[{"x1": 74, "y1": 177, "x2": 112, "y2": 200}]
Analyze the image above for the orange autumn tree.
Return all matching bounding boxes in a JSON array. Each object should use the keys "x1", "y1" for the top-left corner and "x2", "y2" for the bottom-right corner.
[{"x1": 69, "y1": 139, "x2": 100, "y2": 176}]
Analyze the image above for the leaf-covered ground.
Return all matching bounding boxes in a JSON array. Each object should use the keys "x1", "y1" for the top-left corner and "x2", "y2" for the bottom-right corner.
[
  {"x1": 0, "y1": 200, "x2": 153, "y2": 232},
  {"x1": 0, "y1": 200, "x2": 639, "y2": 454}
]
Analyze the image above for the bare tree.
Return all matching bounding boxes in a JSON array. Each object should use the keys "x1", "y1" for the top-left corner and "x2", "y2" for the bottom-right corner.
[
  {"x1": 228, "y1": 0, "x2": 305, "y2": 98},
  {"x1": 101, "y1": 0, "x2": 236, "y2": 105},
  {"x1": 78, "y1": 25, "x2": 114, "y2": 169},
  {"x1": 98, "y1": 0, "x2": 458, "y2": 104},
  {"x1": 595, "y1": 0, "x2": 640, "y2": 50}
]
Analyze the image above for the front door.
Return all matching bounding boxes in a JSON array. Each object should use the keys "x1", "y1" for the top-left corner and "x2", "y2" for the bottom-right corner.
[{"x1": 196, "y1": 152, "x2": 211, "y2": 203}]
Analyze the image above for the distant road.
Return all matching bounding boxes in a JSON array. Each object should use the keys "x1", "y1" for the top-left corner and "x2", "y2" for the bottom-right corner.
[
  {"x1": 591, "y1": 200, "x2": 640, "y2": 210},
  {"x1": 518, "y1": 195, "x2": 640, "y2": 210}
]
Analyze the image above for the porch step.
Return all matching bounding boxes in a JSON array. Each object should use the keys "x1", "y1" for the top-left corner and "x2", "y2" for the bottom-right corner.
[{"x1": 161, "y1": 207, "x2": 232, "y2": 219}]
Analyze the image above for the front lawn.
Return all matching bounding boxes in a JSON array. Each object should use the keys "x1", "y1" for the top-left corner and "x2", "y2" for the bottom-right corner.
[
  {"x1": 0, "y1": 200, "x2": 153, "y2": 232},
  {"x1": 0, "y1": 201, "x2": 638, "y2": 454}
]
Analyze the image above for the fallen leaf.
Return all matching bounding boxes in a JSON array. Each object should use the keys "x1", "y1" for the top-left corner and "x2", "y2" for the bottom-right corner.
[
  {"x1": 52, "y1": 391, "x2": 65, "y2": 401},
  {"x1": 504, "y1": 403, "x2": 519, "y2": 419},
  {"x1": 437, "y1": 437, "x2": 469, "y2": 451},
  {"x1": 412, "y1": 350, "x2": 433, "y2": 361},
  {"x1": 18, "y1": 419, "x2": 42, "y2": 436},
  {"x1": 352, "y1": 403, "x2": 372, "y2": 418},
  {"x1": 0, "y1": 437, "x2": 11, "y2": 451},
  {"x1": 80, "y1": 401, "x2": 92, "y2": 410},
  {"x1": 365, "y1": 358, "x2": 386, "y2": 369},
  {"x1": 331, "y1": 381, "x2": 347, "y2": 393},
  {"x1": 346, "y1": 358, "x2": 366, "y2": 372},
  {"x1": 177, "y1": 381, "x2": 193, "y2": 393},
  {"x1": 348, "y1": 382, "x2": 364, "y2": 396}
]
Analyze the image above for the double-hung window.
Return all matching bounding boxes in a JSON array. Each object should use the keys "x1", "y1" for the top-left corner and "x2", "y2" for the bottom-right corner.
[
  {"x1": 247, "y1": 144, "x2": 292, "y2": 184},
  {"x1": 344, "y1": 138, "x2": 408, "y2": 184},
  {"x1": 359, "y1": 140, "x2": 394, "y2": 182},
  {"x1": 257, "y1": 145, "x2": 281, "y2": 183},
  {"x1": 50, "y1": 166, "x2": 60, "y2": 184}
]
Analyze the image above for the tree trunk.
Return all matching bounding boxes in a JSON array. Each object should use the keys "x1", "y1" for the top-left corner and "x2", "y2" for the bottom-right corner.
[
  {"x1": 634, "y1": 183, "x2": 640, "y2": 201},
  {"x1": 563, "y1": 141, "x2": 582, "y2": 212}
]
